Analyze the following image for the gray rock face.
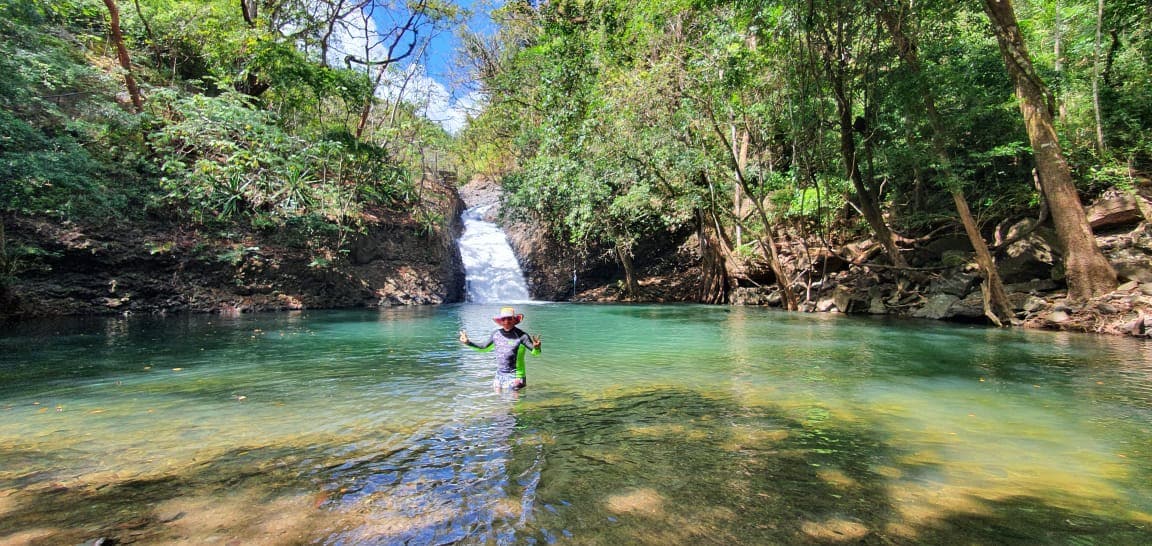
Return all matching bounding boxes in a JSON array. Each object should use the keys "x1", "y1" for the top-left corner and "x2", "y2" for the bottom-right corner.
[
  {"x1": 999, "y1": 219, "x2": 1059, "y2": 284},
  {"x1": 833, "y1": 285, "x2": 868, "y2": 313},
  {"x1": 931, "y1": 271, "x2": 980, "y2": 297},
  {"x1": 1109, "y1": 247, "x2": 1152, "y2": 283},
  {"x1": 912, "y1": 294, "x2": 960, "y2": 320}
]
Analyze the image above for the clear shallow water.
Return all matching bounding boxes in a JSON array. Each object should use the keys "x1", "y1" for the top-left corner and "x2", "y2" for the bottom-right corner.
[{"x1": 0, "y1": 304, "x2": 1149, "y2": 545}]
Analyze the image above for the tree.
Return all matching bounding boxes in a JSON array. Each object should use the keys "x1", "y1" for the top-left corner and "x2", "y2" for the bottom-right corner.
[
  {"x1": 872, "y1": 1, "x2": 1014, "y2": 325},
  {"x1": 802, "y1": 0, "x2": 908, "y2": 269},
  {"x1": 982, "y1": 0, "x2": 1117, "y2": 301},
  {"x1": 103, "y1": 0, "x2": 143, "y2": 111}
]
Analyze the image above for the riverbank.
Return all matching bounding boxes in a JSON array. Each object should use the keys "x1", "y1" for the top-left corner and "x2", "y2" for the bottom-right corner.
[
  {"x1": 0, "y1": 177, "x2": 466, "y2": 319},
  {"x1": 484, "y1": 173, "x2": 1152, "y2": 339},
  {"x1": 564, "y1": 230, "x2": 1152, "y2": 339},
  {"x1": 4, "y1": 176, "x2": 1149, "y2": 341}
]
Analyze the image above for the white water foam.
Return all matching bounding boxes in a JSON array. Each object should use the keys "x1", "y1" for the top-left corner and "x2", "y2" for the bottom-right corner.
[{"x1": 458, "y1": 204, "x2": 532, "y2": 303}]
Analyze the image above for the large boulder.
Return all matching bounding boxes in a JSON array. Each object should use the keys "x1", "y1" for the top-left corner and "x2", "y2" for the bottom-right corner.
[
  {"x1": 923, "y1": 235, "x2": 974, "y2": 258},
  {"x1": 1085, "y1": 193, "x2": 1145, "y2": 231},
  {"x1": 952, "y1": 292, "x2": 990, "y2": 320},
  {"x1": 998, "y1": 219, "x2": 1059, "y2": 283},
  {"x1": 833, "y1": 284, "x2": 868, "y2": 314},
  {"x1": 912, "y1": 294, "x2": 961, "y2": 320},
  {"x1": 1109, "y1": 246, "x2": 1152, "y2": 283},
  {"x1": 930, "y1": 270, "x2": 980, "y2": 297}
]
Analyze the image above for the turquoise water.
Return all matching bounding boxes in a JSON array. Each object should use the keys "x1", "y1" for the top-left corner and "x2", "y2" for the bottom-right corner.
[{"x1": 1, "y1": 304, "x2": 1150, "y2": 544}]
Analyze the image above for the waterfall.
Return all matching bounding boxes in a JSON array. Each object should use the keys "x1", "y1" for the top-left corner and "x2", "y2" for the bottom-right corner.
[{"x1": 458, "y1": 204, "x2": 532, "y2": 303}]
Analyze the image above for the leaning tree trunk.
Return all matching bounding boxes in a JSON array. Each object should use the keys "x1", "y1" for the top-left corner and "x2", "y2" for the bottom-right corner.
[
  {"x1": 832, "y1": 74, "x2": 907, "y2": 269},
  {"x1": 708, "y1": 126, "x2": 798, "y2": 309},
  {"x1": 102, "y1": 0, "x2": 143, "y2": 112},
  {"x1": 873, "y1": 2, "x2": 1014, "y2": 325},
  {"x1": 983, "y1": 0, "x2": 1117, "y2": 301},
  {"x1": 355, "y1": 63, "x2": 388, "y2": 139},
  {"x1": 953, "y1": 192, "x2": 1014, "y2": 324}
]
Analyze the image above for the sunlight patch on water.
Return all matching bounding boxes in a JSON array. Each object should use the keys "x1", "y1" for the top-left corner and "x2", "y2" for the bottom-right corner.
[{"x1": 3, "y1": 306, "x2": 1152, "y2": 544}]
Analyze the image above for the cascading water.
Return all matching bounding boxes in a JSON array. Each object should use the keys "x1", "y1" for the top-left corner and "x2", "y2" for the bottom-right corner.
[{"x1": 458, "y1": 204, "x2": 532, "y2": 303}]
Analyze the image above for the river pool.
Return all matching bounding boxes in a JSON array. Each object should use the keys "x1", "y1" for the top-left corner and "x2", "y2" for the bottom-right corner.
[{"x1": 1, "y1": 304, "x2": 1150, "y2": 544}]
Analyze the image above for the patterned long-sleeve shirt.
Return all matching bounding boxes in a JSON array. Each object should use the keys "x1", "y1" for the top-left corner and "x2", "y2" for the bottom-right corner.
[{"x1": 465, "y1": 327, "x2": 540, "y2": 378}]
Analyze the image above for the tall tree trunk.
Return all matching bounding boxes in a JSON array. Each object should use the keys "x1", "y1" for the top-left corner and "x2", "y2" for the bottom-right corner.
[
  {"x1": 1054, "y1": 0, "x2": 1067, "y2": 121},
  {"x1": 982, "y1": 0, "x2": 1117, "y2": 301},
  {"x1": 873, "y1": 2, "x2": 1014, "y2": 325},
  {"x1": 696, "y1": 207, "x2": 730, "y2": 304},
  {"x1": 615, "y1": 242, "x2": 640, "y2": 298},
  {"x1": 240, "y1": 0, "x2": 257, "y2": 27},
  {"x1": 706, "y1": 120, "x2": 798, "y2": 310},
  {"x1": 733, "y1": 126, "x2": 748, "y2": 248},
  {"x1": 1092, "y1": 0, "x2": 1107, "y2": 153},
  {"x1": 102, "y1": 0, "x2": 143, "y2": 112},
  {"x1": 831, "y1": 71, "x2": 907, "y2": 269},
  {"x1": 805, "y1": 0, "x2": 907, "y2": 269}
]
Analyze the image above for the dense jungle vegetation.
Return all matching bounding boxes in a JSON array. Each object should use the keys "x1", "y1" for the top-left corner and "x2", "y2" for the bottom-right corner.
[
  {"x1": 1, "y1": 0, "x2": 462, "y2": 285},
  {"x1": 1, "y1": 0, "x2": 1150, "y2": 318},
  {"x1": 457, "y1": 0, "x2": 1151, "y2": 319}
]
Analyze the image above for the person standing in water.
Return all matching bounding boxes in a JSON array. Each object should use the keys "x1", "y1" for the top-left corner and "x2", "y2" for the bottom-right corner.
[{"x1": 459, "y1": 306, "x2": 542, "y2": 391}]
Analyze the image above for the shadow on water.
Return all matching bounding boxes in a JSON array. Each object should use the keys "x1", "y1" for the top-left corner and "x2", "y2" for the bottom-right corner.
[
  {"x1": 507, "y1": 387, "x2": 1151, "y2": 545},
  {"x1": 2, "y1": 387, "x2": 1150, "y2": 545},
  {"x1": 0, "y1": 442, "x2": 337, "y2": 545}
]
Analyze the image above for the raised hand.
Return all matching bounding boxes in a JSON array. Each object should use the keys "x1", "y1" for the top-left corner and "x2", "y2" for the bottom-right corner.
[{"x1": 459, "y1": 329, "x2": 469, "y2": 344}]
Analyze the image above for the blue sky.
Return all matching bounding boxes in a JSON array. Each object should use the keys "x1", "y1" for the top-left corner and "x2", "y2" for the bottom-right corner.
[
  {"x1": 423, "y1": 1, "x2": 496, "y2": 84},
  {"x1": 366, "y1": 0, "x2": 498, "y2": 132}
]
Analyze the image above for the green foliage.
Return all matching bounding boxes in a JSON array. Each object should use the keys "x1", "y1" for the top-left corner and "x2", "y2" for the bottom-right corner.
[
  {"x1": 3, "y1": 0, "x2": 1147, "y2": 290},
  {"x1": 0, "y1": 7, "x2": 150, "y2": 220},
  {"x1": 466, "y1": 0, "x2": 1152, "y2": 270},
  {"x1": 148, "y1": 89, "x2": 411, "y2": 233},
  {"x1": 20, "y1": 0, "x2": 107, "y2": 35},
  {"x1": 773, "y1": 182, "x2": 847, "y2": 222},
  {"x1": 0, "y1": 0, "x2": 462, "y2": 286},
  {"x1": 0, "y1": 110, "x2": 106, "y2": 217}
]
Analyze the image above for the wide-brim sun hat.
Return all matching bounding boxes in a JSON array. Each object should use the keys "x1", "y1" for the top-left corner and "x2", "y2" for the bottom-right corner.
[{"x1": 492, "y1": 306, "x2": 524, "y2": 325}]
